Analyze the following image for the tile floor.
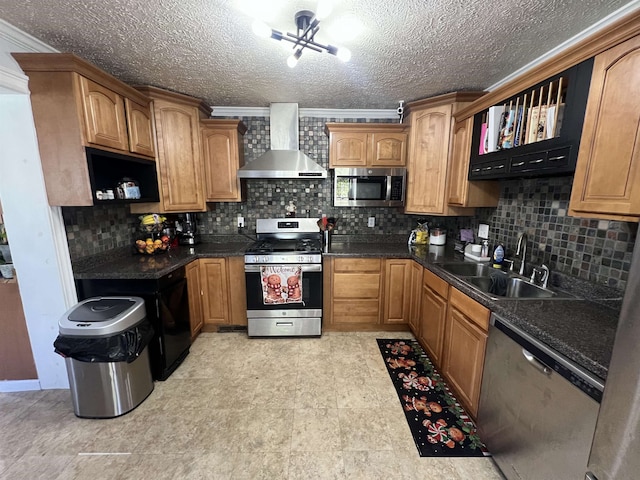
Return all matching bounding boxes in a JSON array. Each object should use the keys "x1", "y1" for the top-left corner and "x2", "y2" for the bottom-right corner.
[{"x1": 0, "y1": 331, "x2": 504, "y2": 479}]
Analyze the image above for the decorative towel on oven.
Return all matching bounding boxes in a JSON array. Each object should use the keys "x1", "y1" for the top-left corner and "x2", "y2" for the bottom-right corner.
[{"x1": 261, "y1": 265, "x2": 303, "y2": 304}]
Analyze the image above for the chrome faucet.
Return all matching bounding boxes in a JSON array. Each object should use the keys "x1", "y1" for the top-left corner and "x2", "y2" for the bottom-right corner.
[
  {"x1": 515, "y1": 233, "x2": 528, "y2": 276},
  {"x1": 530, "y1": 264, "x2": 550, "y2": 289}
]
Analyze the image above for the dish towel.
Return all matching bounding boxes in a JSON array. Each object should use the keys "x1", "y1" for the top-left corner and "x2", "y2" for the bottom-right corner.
[
  {"x1": 261, "y1": 265, "x2": 303, "y2": 304},
  {"x1": 488, "y1": 271, "x2": 508, "y2": 296}
]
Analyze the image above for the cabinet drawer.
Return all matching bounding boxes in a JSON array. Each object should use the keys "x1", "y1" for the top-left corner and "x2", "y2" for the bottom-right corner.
[
  {"x1": 423, "y1": 268, "x2": 449, "y2": 298},
  {"x1": 333, "y1": 273, "x2": 381, "y2": 298},
  {"x1": 332, "y1": 299, "x2": 380, "y2": 323},
  {"x1": 469, "y1": 158, "x2": 508, "y2": 179},
  {"x1": 448, "y1": 287, "x2": 490, "y2": 331},
  {"x1": 333, "y1": 258, "x2": 381, "y2": 272}
]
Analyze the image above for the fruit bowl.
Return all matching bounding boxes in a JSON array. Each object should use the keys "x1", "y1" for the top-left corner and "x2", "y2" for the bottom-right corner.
[{"x1": 134, "y1": 232, "x2": 171, "y2": 255}]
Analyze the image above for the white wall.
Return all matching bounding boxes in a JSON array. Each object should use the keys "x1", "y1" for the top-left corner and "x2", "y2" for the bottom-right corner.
[{"x1": 0, "y1": 20, "x2": 76, "y2": 391}]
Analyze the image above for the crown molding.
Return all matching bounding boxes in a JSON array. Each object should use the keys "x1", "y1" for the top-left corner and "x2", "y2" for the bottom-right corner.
[
  {"x1": 486, "y1": 0, "x2": 640, "y2": 91},
  {"x1": 0, "y1": 18, "x2": 58, "y2": 54},
  {"x1": 0, "y1": 64, "x2": 29, "y2": 94},
  {"x1": 210, "y1": 106, "x2": 397, "y2": 119}
]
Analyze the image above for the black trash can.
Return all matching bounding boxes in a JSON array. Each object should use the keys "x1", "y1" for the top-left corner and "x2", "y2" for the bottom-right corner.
[{"x1": 54, "y1": 296, "x2": 154, "y2": 418}]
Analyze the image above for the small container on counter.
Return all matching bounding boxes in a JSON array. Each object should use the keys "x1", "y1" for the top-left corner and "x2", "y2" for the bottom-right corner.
[{"x1": 429, "y1": 227, "x2": 447, "y2": 245}]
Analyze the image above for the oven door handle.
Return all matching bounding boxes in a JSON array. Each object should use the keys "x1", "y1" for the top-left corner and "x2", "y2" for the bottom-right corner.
[{"x1": 244, "y1": 264, "x2": 323, "y2": 273}]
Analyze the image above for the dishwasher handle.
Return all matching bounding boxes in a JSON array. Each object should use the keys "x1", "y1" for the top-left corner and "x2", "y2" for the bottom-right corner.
[{"x1": 522, "y1": 348, "x2": 552, "y2": 376}]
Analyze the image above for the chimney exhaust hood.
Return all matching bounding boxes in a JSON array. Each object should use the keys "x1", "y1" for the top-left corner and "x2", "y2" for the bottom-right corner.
[{"x1": 237, "y1": 103, "x2": 327, "y2": 179}]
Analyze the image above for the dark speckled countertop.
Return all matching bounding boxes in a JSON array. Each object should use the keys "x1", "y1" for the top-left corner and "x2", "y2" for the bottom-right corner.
[{"x1": 72, "y1": 235, "x2": 621, "y2": 381}]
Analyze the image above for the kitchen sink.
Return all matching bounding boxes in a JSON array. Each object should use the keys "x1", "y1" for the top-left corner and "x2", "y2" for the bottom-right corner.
[
  {"x1": 439, "y1": 262, "x2": 578, "y2": 300},
  {"x1": 440, "y1": 262, "x2": 495, "y2": 277}
]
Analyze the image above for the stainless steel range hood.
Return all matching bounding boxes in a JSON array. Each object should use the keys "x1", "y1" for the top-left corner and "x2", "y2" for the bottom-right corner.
[{"x1": 237, "y1": 103, "x2": 327, "y2": 179}]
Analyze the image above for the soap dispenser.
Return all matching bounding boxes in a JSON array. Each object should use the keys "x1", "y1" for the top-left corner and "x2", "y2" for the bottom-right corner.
[{"x1": 492, "y1": 242, "x2": 505, "y2": 268}]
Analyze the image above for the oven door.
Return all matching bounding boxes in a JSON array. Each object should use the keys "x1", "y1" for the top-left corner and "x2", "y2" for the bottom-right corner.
[{"x1": 244, "y1": 263, "x2": 323, "y2": 312}]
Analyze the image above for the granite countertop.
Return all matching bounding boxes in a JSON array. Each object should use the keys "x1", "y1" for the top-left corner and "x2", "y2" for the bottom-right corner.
[{"x1": 72, "y1": 236, "x2": 621, "y2": 381}]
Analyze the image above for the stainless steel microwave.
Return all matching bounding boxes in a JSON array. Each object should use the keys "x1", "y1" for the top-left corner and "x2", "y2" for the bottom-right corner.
[{"x1": 333, "y1": 167, "x2": 406, "y2": 207}]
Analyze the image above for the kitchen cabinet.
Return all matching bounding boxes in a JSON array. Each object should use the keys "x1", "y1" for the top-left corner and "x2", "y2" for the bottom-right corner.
[
  {"x1": 404, "y1": 91, "x2": 491, "y2": 216},
  {"x1": 328, "y1": 258, "x2": 382, "y2": 327},
  {"x1": 200, "y1": 257, "x2": 247, "y2": 329},
  {"x1": 407, "y1": 260, "x2": 423, "y2": 334},
  {"x1": 0, "y1": 281, "x2": 37, "y2": 381},
  {"x1": 12, "y1": 53, "x2": 157, "y2": 206},
  {"x1": 417, "y1": 267, "x2": 449, "y2": 367},
  {"x1": 201, "y1": 119, "x2": 248, "y2": 202},
  {"x1": 186, "y1": 260, "x2": 203, "y2": 341},
  {"x1": 442, "y1": 287, "x2": 489, "y2": 419},
  {"x1": 383, "y1": 259, "x2": 412, "y2": 324},
  {"x1": 447, "y1": 117, "x2": 500, "y2": 207},
  {"x1": 325, "y1": 123, "x2": 408, "y2": 167},
  {"x1": 131, "y1": 86, "x2": 211, "y2": 213},
  {"x1": 569, "y1": 34, "x2": 640, "y2": 221}
]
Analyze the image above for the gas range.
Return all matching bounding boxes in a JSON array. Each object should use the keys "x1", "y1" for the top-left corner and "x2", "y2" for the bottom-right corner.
[
  {"x1": 244, "y1": 218, "x2": 322, "y2": 264},
  {"x1": 243, "y1": 218, "x2": 323, "y2": 337}
]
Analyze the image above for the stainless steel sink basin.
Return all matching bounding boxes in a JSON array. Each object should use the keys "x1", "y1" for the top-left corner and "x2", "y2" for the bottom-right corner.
[
  {"x1": 440, "y1": 263, "x2": 495, "y2": 277},
  {"x1": 465, "y1": 276, "x2": 571, "y2": 299}
]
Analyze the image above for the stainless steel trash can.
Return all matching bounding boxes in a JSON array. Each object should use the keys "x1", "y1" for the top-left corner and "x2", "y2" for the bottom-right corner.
[{"x1": 57, "y1": 296, "x2": 154, "y2": 418}]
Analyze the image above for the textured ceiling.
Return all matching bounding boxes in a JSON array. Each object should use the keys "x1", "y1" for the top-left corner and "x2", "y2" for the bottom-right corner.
[{"x1": 0, "y1": 0, "x2": 633, "y2": 108}]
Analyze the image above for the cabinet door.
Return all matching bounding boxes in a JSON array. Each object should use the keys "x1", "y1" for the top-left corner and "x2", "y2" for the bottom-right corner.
[
  {"x1": 418, "y1": 284, "x2": 448, "y2": 367},
  {"x1": 153, "y1": 100, "x2": 206, "y2": 212},
  {"x1": 330, "y1": 258, "x2": 382, "y2": 325},
  {"x1": 447, "y1": 118, "x2": 473, "y2": 205},
  {"x1": 200, "y1": 258, "x2": 229, "y2": 325},
  {"x1": 407, "y1": 261, "x2": 423, "y2": 335},
  {"x1": 79, "y1": 76, "x2": 129, "y2": 151},
  {"x1": 202, "y1": 127, "x2": 243, "y2": 201},
  {"x1": 370, "y1": 132, "x2": 407, "y2": 166},
  {"x1": 383, "y1": 259, "x2": 411, "y2": 324},
  {"x1": 227, "y1": 256, "x2": 247, "y2": 326},
  {"x1": 405, "y1": 104, "x2": 453, "y2": 214},
  {"x1": 569, "y1": 35, "x2": 640, "y2": 220},
  {"x1": 125, "y1": 98, "x2": 155, "y2": 158},
  {"x1": 186, "y1": 260, "x2": 203, "y2": 340},
  {"x1": 442, "y1": 305, "x2": 487, "y2": 418},
  {"x1": 329, "y1": 132, "x2": 368, "y2": 167}
]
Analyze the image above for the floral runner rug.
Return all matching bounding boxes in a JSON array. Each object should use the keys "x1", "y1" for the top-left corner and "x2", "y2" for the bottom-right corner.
[{"x1": 377, "y1": 339, "x2": 490, "y2": 457}]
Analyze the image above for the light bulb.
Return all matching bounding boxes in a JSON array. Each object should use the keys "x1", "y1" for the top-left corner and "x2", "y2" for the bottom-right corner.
[
  {"x1": 336, "y1": 47, "x2": 351, "y2": 62},
  {"x1": 287, "y1": 53, "x2": 300, "y2": 68},
  {"x1": 252, "y1": 19, "x2": 273, "y2": 38},
  {"x1": 315, "y1": 0, "x2": 333, "y2": 20}
]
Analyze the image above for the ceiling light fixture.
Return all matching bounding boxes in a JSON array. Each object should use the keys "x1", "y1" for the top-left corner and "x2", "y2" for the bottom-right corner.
[{"x1": 252, "y1": 7, "x2": 351, "y2": 68}]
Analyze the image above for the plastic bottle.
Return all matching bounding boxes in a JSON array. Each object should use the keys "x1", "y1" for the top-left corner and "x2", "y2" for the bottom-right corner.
[
  {"x1": 492, "y1": 242, "x2": 505, "y2": 268},
  {"x1": 481, "y1": 240, "x2": 489, "y2": 258}
]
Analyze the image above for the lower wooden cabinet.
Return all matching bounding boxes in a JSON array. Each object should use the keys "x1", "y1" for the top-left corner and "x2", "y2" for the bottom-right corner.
[
  {"x1": 325, "y1": 257, "x2": 418, "y2": 331},
  {"x1": 441, "y1": 287, "x2": 490, "y2": 418},
  {"x1": 193, "y1": 257, "x2": 247, "y2": 332},
  {"x1": 383, "y1": 259, "x2": 412, "y2": 324},
  {"x1": 407, "y1": 260, "x2": 423, "y2": 334},
  {"x1": 418, "y1": 268, "x2": 449, "y2": 366},
  {"x1": 186, "y1": 260, "x2": 203, "y2": 341}
]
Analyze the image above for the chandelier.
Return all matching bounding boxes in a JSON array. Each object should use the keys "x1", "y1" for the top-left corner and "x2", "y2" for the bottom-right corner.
[{"x1": 252, "y1": 6, "x2": 351, "y2": 68}]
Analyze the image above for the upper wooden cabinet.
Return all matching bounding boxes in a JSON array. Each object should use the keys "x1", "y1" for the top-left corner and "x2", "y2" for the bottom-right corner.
[
  {"x1": 131, "y1": 86, "x2": 211, "y2": 213},
  {"x1": 569, "y1": 34, "x2": 640, "y2": 222},
  {"x1": 447, "y1": 117, "x2": 500, "y2": 207},
  {"x1": 404, "y1": 92, "x2": 495, "y2": 215},
  {"x1": 325, "y1": 123, "x2": 408, "y2": 167},
  {"x1": 12, "y1": 53, "x2": 156, "y2": 206},
  {"x1": 201, "y1": 119, "x2": 248, "y2": 202}
]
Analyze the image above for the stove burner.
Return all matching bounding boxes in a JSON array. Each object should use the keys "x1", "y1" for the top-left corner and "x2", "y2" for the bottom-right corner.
[{"x1": 245, "y1": 237, "x2": 321, "y2": 255}]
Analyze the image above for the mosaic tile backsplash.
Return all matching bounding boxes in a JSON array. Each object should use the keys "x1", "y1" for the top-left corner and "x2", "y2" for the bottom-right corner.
[{"x1": 62, "y1": 115, "x2": 636, "y2": 292}]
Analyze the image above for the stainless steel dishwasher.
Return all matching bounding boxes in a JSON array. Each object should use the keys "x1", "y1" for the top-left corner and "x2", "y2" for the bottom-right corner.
[{"x1": 478, "y1": 313, "x2": 604, "y2": 480}]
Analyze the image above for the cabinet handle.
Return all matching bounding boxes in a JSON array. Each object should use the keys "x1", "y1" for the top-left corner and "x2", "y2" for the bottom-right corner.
[
  {"x1": 528, "y1": 158, "x2": 544, "y2": 164},
  {"x1": 522, "y1": 348, "x2": 552, "y2": 375},
  {"x1": 512, "y1": 161, "x2": 525, "y2": 167},
  {"x1": 548, "y1": 155, "x2": 566, "y2": 161}
]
